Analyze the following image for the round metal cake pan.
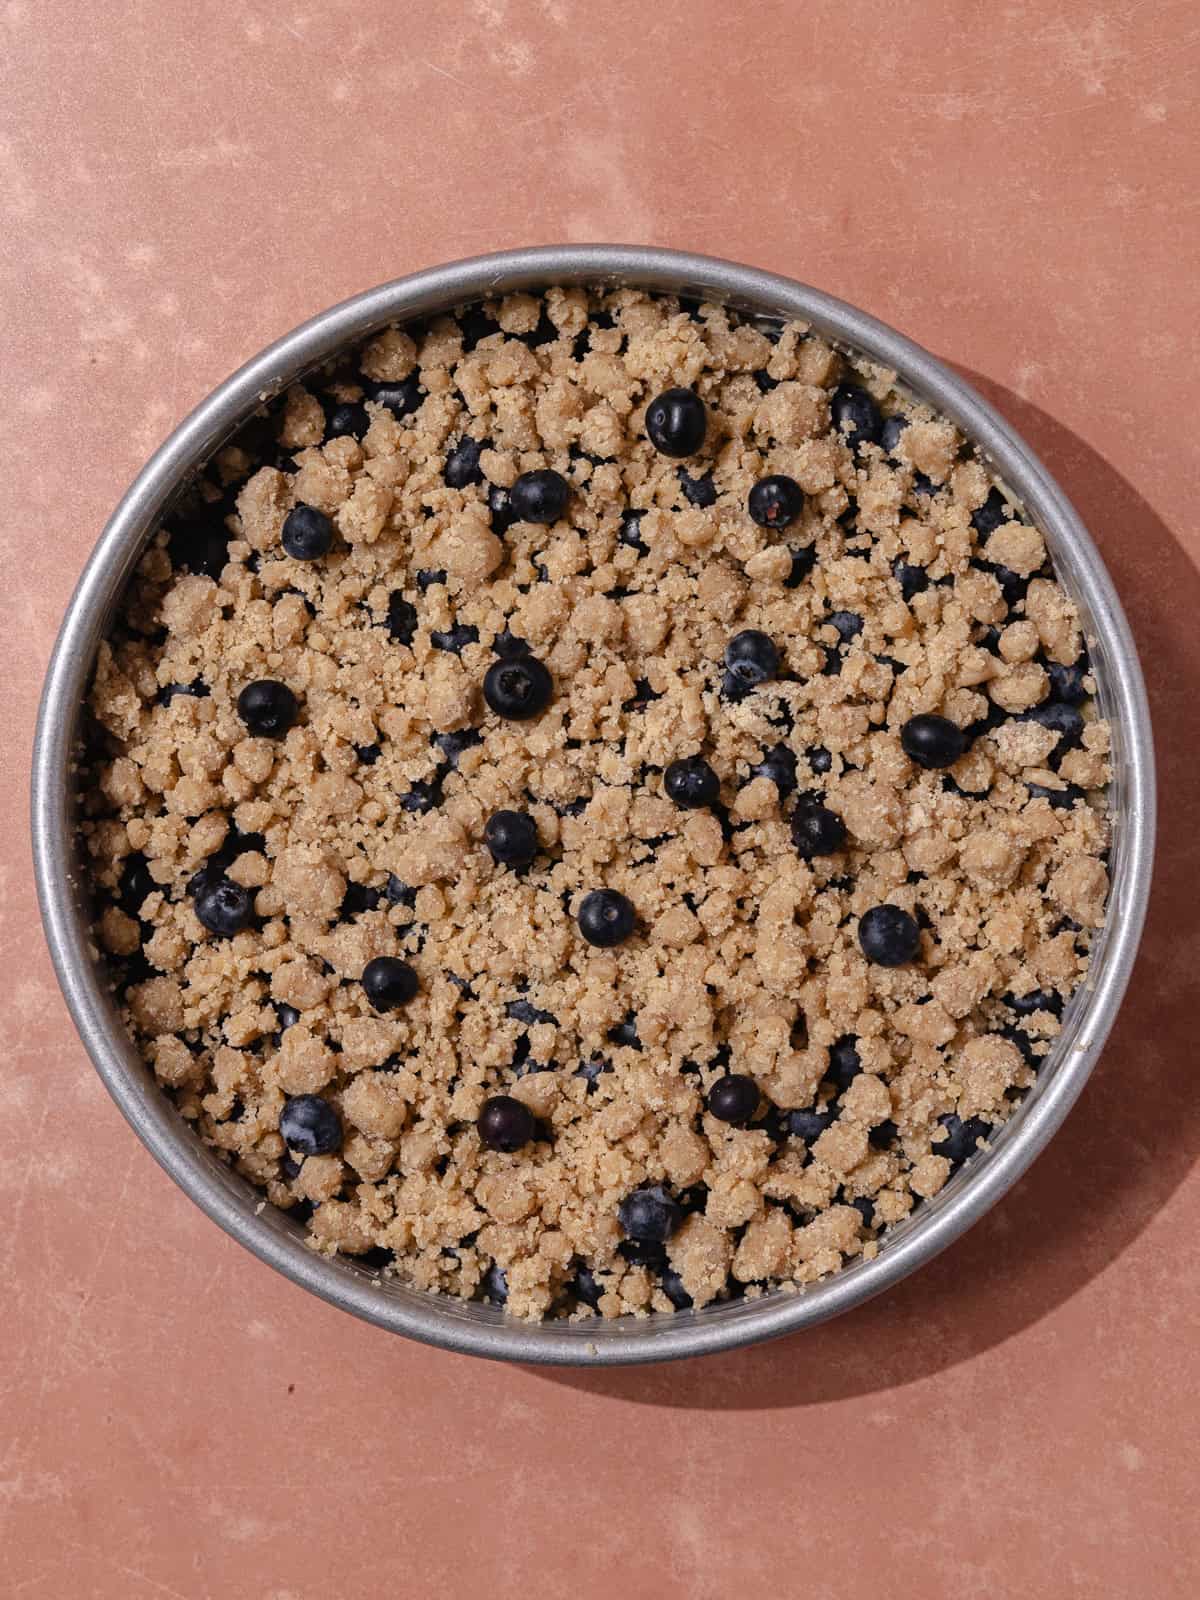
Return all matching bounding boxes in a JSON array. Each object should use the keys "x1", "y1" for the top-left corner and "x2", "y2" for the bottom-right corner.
[{"x1": 31, "y1": 246, "x2": 1156, "y2": 1365}]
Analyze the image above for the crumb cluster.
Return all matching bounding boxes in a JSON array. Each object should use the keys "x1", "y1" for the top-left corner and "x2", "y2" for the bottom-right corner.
[{"x1": 80, "y1": 286, "x2": 1110, "y2": 1319}]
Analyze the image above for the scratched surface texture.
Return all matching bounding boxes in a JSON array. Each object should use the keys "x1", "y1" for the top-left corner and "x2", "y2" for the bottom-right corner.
[{"x1": 3, "y1": 2, "x2": 1198, "y2": 1596}]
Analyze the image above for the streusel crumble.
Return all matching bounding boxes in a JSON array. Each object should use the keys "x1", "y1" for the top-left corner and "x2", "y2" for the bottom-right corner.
[{"x1": 79, "y1": 287, "x2": 1110, "y2": 1319}]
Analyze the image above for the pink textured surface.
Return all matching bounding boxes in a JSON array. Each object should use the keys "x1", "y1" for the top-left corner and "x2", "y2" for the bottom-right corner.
[{"x1": 5, "y1": 3, "x2": 1199, "y2": 1595}]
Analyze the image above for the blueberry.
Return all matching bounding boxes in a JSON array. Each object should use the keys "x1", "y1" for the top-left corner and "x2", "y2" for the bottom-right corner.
[
  {"x1": 975, "y1": 557, "x2": 1029, "y2": 608},
  {"x1": 355, "y1": 743, "x2": 381, "y2": 765},
  {"x1": 279, "y1": 1095, "x2": 341, "y2": 1156},
  {"x1": 493, "y1": 629, "x2": 530, "y2": 658},
  {"x1": 444, "y1": 435, "x2": 485, "y2": 488},
  {"x1": 367, "y1": 372, "x2": 422, "y2": 418},
  {"x1": 485, "y1": 483, "x2": 518, "y2": 536},
  {"x1": 785, "y1": 544, "x2": 817, "y2": 588},
  {"x1": 274, "y1": 1002, "x2": 301, "y2": 1032},
  {"x1": 617, "y1": 1184, "x2": 683, "y2": 1243},
  {"x1": 435, "y1": 728, "x2": 481, "y2": 768},
  {"x1": 340, "y1": 882, "x2": 382, "y2": 918},
  {"x1": 459, "y1": 305, "x2": 500, "y2": 351},
  {"x1": 619, "y1": 510, "x2": 649, "y2": 554},
  {"x1": 386, "y1": 592, "x2": 417, "y2": 644},
  {"x1": 645, "y1": 387, "x2": 707, "y2": 457},
  {"x1": 510, "y1": 468, "x2": 569, "y2": 524},
  {"x1": 1023, "y1": 701, "x2": 1084, "y2": 761},
  {"x1": 807, "y1": 745, "x2": 832, "y2": 775},
  {"x1": 1047, "y1": 658, "x2": 1088, "y2": 706},
  {"x1": 401, "y1": 779, "x2": 442, "y2": 814},
  {"x1": 707, "y1": 1074, "x2": 760, "y2": 1125},
  {"x1": 573, "y1": 1265, "x2": 603, "y2": 1309},
  {"x1": 724, "y1": 630, "x2": 780, "y2": 695},
  {"x1": 578, "y1": 889, "x2": 635, "y2": 948},
  {"x1": 575, "y1": 1056, "x2": 610, "y2": 1091},
  {"x1": 849, "y1": 1195, "x2": 876, "y2": 1228},
  {"x1": 893, "y1": 559, "x2": 928, "y2": 601},
  {"x1": 362, "y1": 956, "x2": 418, "y2": 1011},
  {"x1": 477, "y1": 1094, "x2": 536, "y2": 1152},
  {"x1": 880, "y1": 414, "x2": 909, "y2": 455},
  {"x1": 167, "y1": 516, "x2": 229, "y2": 580},
  {"x1": 932, "y1": 1113, "x2": 993, "y2": 1167},
  {"x1": 750, "y1": 743, "x2": 797, "y2": 796},
  {"x1": 660, "y1": 1266, "x2": 693, "y2": 1310},
  {"x1": 1026, "y1": 780, "x2": 1085, "y2": 810},
  {"x1": 480, "y1": 1263, "x2": 508, "y2": 1305},
  {"x1": 194, "y1": 876, "x2": 253, "y2": 937},
  {"x1": 237, "y1": 679, "x2": 298, "y2": 738},
  {"x1": 483, "y1": 655, "x2": 553, "y2": 720},
  {"x1": 753, "y1": 368, "x2": 779, "y2": 393},
  {"x1": 118, "y1": 852, "x2": 156, "y2": 917},
  {"x1": 790, "y1": 800, "x2": 847, "y2": 858},
  {"x1": 484, "y1": 809, "x2": 539, "y2": 867},
  {"x1": 325, "y1": 400, "x2": 370, "y2": 440},
  {"x1": 825, "y1": 1036, "x2": 862, "y2": 1092},
  {"x1": 788, "y1": 1106, "x2": 837, "y2": 1144},
  {"x1": 831, "y1": 384, "x2": 882, "y2": 451},
  {"x1": 827, "y1": 610, "x2": 863, "y2": 643},
  {"x1": 1006, "y1": 987, "x2": 1064, "y2": 1018},
  {"x1": 748, "y1": 473, "x2": 804, "y2": 529},
  {"x1": 156, "y1": 679, "x2": 209, "y2": 706},
  {"x1": 678, "y1": 468, "x2": 717, "y2": 508},
  {"x1": 506, "y1": 997, "x2": 557, "y2": 1026},
  {"x1": 385, "y1": 875, "x2": 416, "y2": 906},
  {"x1": 971, "y1": 488, "x2": 1009, "y2": 537},
  {"x1": 430, "y1": 623, "x2": 479, "y2": 655},
  {"x1": 858, "y1": 905, "x2": 921, "y2": 966},
  {"x1": 664, "y1": 755, "x2": 720, "y2": 809},
  {"x1": 900, "y1": 713, "x2": 967, "y2": 769},
  {"x1": 869, "y1": 1118, "x2": 899, "y2": 1150},
  {"x1": 607, "y1": 1014, "x2": 642, "y2": 1051}
]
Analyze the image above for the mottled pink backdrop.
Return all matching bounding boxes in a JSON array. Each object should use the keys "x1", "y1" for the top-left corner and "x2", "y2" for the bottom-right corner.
[{"x1": 4, "y1": 2, "x2": 1198, "y2": 1595}]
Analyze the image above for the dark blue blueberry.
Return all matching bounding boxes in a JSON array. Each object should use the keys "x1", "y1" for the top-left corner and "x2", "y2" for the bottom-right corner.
[
  {"x1": 493, "y1": 628, "x2": 530, "y2": 658},
  {"x1": 617, "y1": 1185, "x2": 683, "y2": 1243},
  {"x1": 707, "y1": 1074, "x2": 760, "y2": 1125},
  {"x1": 510, "y1": 468, "x2": 569, "y2": 524},
  {"x1": 1006, "y1": 987, "x2": 1064, "y2": 1018},
  {"x1": 607, "y1": 1014, "x2": 642, "y2": 1051},
  {"x1": 194, "y1": 877, "x2": 253, "y2": 937},
  {"x1": 660, "y1": 1266, "x2": 693, "y2": 1310},
  {"x1": 505, "y1": 997, "x2": 557, "y2": 1027},
  {"x1": 932, "y1": 1113, "x2": 993, "y2": 1166},
  {"x1": 485, "y1": 809, "x2": 539, "y2": 867},
  {"x1": 868, "y1": 1118, "x2": 899, "y2": 1150},
  {"x1": 748, "y1": 474, "x2": 804, "y2": 529},
  {"x1": 1027, "y1": 781, "x2": 1085, "y2": 810},
  {"x1": 156, "y1": 679, "x2": 209, "y2": 706},
  {"x1": 237, "y1": 679, "x2": 297, "y2": 738},
  {"x1": 1002, "y1": 1024, "x2": 1039, "y2": 1067},
  {"x1": 827, "y1": 610, "x2": 863, "y2": 643},
  {"x1": 645, "y1": 387, "x2": 706, "y2": 457},
  {"x1": 753, "y1": 368, "x2": 779, "y2": 392},
  {"x1": 858, "y1": 905, "x2": 921, "y2": 966},
  {"x1": 478, "y1": 1094, "x2": 536, "y2": 1152},
  {"x1": 279, "y1": 1094, "x2": 341, "y2": 1156},
  {"x1": 430, "y1": 623, "x2": 479, "y2": 655},
  {"x1": 973, "y1": 556, "x2": 1028, "y2": 608},
  {"x1": 362, "y1": 956, "x2": 418, "y2": 1011},
  {"x1": 678, "y1": 467, "x2": 717, "y2": 508},
  {"x1": 273, "y1": 1002, "x2": 301, "y2": 1032},
  {"x1": 750, "y1": 743, "x2": 798, "y2": 796},
  {"x1": 386, "y1": 592, "x2": 417, "y2": 644},
  {"x1": 444, "y1": 434, "x2": 486, "y2": 488},
  {"x1": 325, "y1": 400, "x2": 370, "y2": 440},
  {"x1": 1022, "y1": 701, "x2": 1085, "y2": 763},
  {"x1": 480, "y1": 1263, "x2": 508, "y2": 1305},
  {"x1": 664, "y1": 755, "x2": 720, "y2": 809},
  {"x1": 785, "y1": 544, "x2": 817, "y2": 588},
  {"x1": 459, "y1": 304, "x2": 500, "y2": 350},
  {"x1": 831, "y1": 384, "x2": 883, "y2": 451},
  {"x1": 1047, "y1": 658, "x2": 1088, "y2": 705},
  {"x1": 790, "y1": 800, "x2": 847, "y2": 858},
  {"x1": 971, "y1": 488, "x2": 1009, "y2": 537},
  {"x1": 340, "y1": 882, "x2": 382, "y2": 919},
  {"x1": 416, "y1": 568, "x2": 447, "y2": 590},
  {"x1": 901, "y1": 713, "x2": 967, "y2": 769},
  {"x1": 849, "y1": 1195, "x2": 876, "y2": 1228},
  {"x1": 880, "y1": 413, "x2": 909, "y2": 455},
  {"x1": 724, "y1": 630, "x2": 780, "y2": 695},
  {"x1": 622, "y1": 676, "x2": 663, "y2": 712},
  {"x1": 575, "y1": 1056, "x2": 611, "y2": 1091},
  {"x1": 355, "y1": 743, "x2": 381, "y2": 766},
  {"x1": 578, "y1": 889, "x2": 635, "y2": 948},
  {"x1": 487, "y1": 484, "x2": 518, "y2": 535},
  {"x1": 893, "y1": 558, "x2": 929, "y2": 601},
  {"x1": 401, "y1": 779, "x2": 442, "y2": 814},
  {"x1": 807, "y1": 745, "x2": 832, "y2": 775},
  {"x1": 385, "y1": 874, "x2": 416, "y2": 906},
  {"x1": 280, "y1": 1151, "x2": 304, "y2": 1181},
  {"x1": 167, "y1": 516, "x2": 229, "y2": 580},
  {"x1": 366, "y1": 372, "x2": 422, "y2": 418},
  {"x1": 618, "y1": 510, "x2": 649, "y2": 554},
  {"x1": 484, "y1": 655, "x2": 553, "y2": 720},
  {"x1": 825, "y1": 1036, "x2": 862, "y2": 1092},
  {"x1": 436, "y1": 728, "x2": 481, "y2": 767},
  {"x1": 788, "y1": 1106, "x2": 837, "y2": 1144},
  {"x1": 573, "y1": 1265, "x2": 603, "y2": 1309},
  {"x1": 117, "y1": 853, "x2": 156, "y2": 917}
]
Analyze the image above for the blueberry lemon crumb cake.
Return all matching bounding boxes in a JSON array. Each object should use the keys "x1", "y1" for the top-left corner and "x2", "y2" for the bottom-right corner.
[{"x1": 80, "y1": 287, "x2": 1111, "y2": 1320}]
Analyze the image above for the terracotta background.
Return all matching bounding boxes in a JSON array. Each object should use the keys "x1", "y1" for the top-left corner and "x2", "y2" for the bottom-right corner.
[{"x1": 4, "y1": 2, "x2": 1198, "y2": 1595}]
